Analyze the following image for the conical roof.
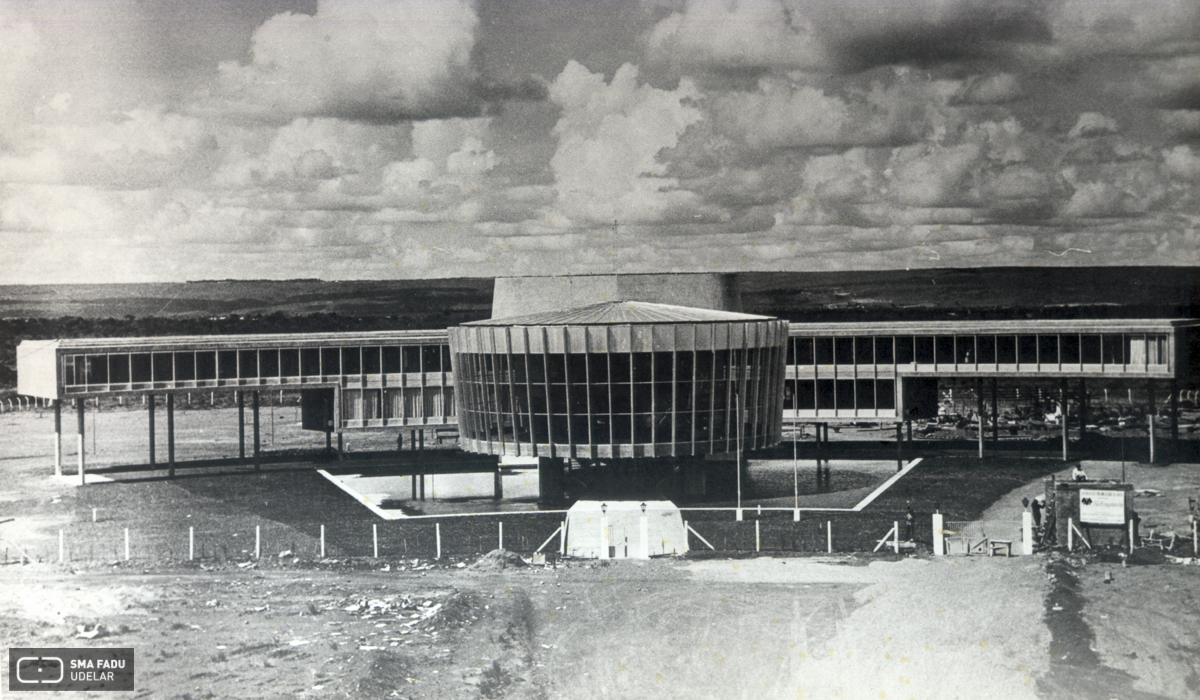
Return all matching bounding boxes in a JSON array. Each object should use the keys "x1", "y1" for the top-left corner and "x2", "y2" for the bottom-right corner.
[{"x1": 464, "y1": 300, "x2": 773, "y2": 326}]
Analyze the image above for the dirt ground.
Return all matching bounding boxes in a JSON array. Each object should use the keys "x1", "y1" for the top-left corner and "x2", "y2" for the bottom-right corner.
[{"x1": 1, "y1": 408, "x2": 1198, "y2": 699}]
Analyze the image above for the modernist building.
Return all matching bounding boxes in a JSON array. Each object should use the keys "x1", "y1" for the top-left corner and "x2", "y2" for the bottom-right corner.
[{"x1": 14, "y1": 273, "x2": 1199, "y2": 503}]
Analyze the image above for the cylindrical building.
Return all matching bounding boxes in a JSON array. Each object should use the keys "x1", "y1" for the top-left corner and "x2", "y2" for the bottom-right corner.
[{"x1": 448, "y1": 301, "x2": 788, "y2": 462}]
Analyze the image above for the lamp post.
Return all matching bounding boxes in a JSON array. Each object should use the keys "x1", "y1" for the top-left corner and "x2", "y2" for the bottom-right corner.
[
  {"x1": 639, "y1": 502, "x2": 650, "y2": 559},
  {"x1": 599, "y1": 502, "x2": 610, "y2": 560}
]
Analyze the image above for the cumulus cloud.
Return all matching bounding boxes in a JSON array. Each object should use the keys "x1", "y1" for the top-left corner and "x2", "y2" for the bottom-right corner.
[
  {"x1": 953, "y1": 73, "x2": 1022, "y2": 104},
  {"x1": 548, "y1": 61, "x2": 704, "y2": 224},
  {"x1": 1047, "y1": 0, "x2": 1200, "y2": 57},
  {"x1": 1068, "y1": 112, "x2": 1119, "y2": 138},
  {"x1": 646, "y1": 0, "x2": 827, "y2": 73},
  {"x1": 886, "y1": 143, "x2": 982, "y2": 208},
  {"x1": 0, "y1": 108, "x2": 216, "y2": 188},
  {"x1": 210, "y1": 0, "x2": 491, "y2": 123}
]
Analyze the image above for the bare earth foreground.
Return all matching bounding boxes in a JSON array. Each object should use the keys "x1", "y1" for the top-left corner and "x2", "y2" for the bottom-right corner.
[{"x1": 0, "y1": 409, "x2": 1197, "y2": 699}]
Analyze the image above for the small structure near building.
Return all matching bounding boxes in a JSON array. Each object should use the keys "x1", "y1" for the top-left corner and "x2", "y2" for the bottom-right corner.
[
  {"x1": 564, "y1": 500, "x2": 687, "y2": 559},
  {"x1": 1046, "y1": 477, "x2": 1135, "y2": 549}
]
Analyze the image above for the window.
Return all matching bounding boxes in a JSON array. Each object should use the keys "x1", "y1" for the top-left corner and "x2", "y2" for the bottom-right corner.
[
  {"x1": 1038, "y1": 336, "x2": 1059, "y2": 364},
  {"x1": 935, "y1": 336, "x2": 955, "y2": 364},
  {"x1": 795, "y1": 337, "x2": 814, "y2": 364},
  {"x1": 1081, "y1": 335, "x2": 1102, "y2": 364},
  {"x1": 875, "y1": 337, "x2": 894, "y2": 364},
  {"x1": 816, "y1": 337, "x2": 834, "y2": 364},
  {"x1": 1102, "y1": 335, "x2": 1123, "y2": 364},
  {"x1": 855, "y1": 379, "x2": 874, "y2": 409},
  {"x1": 876, "y1": 379, "x2": 895, "y2": 410},
  {"x1": 239, "y1": 350, "x2": 258, "y2": 378},
  {"x1": 300, "y1": 348, "x2": 320, "y2": 376},
  {"x1": 86, "y1": 355, "x2": 109, "y2": 384},
  {"x1": 382, "y1": 346, "x2": 401, "y2": 373},
  {"x1": 855, "y1": 337, "x2": 874, "y2": 364},
  {"x1": 836, "y1": 380, "x2": 855, "y2": 409},
  {"x1": 342, "y1": 347, "x2": 361, "y2": 375},
  {"x1": 955, "y1": 337, "x2": 974, "y2": 364},
  {"x1": 402, "y1": 346, "x2": 422, "y2": 373},
  {"x1": 796, "y1": 380, "x2": 815, "y2": 409},
  {"x1": 915, "y1": 337, "x2": 934, "y2": 364},
  {"x1": 109, "y1": 355, "x2": 130, "y2": 384},
  {"x1": 996, "y1": 336, "x2": 1016, "y2": 364},
  {"x1": 895, "y1": 337, "x2": 914, "y2": 364},
  {"x1": 321, "y1": 348, "x2": 340, "y2": 375},
  {"x1": 196, "y1": 352, "x2": 217, "y2": 380},
  {"x1": 422, "y1": 345, "x2": 442, "y2": 373},
  {"x1": 260, "y1": 350, "x2": 279, "y2": 377},
  {"x1": 977, "y1": 336, "x2": 996, "y2": 364},
  {"x1": 835, "y1": 338, "x2": 854, "y2": 364},
  {"x1": 133, "y1": 353, "x2": 153, "y2": 382},
  {"x1": 153, "y1": 353, "x2": 174, "y2": 381},
  {"x1": 1017, "y1": 336, "x2": 1037, "y2": 364},
  {"x1": 175, "y1": 353, "x2": 196, "y2": 381},
  {"x1": 1060, "y1": 335, "x2": 1080, "y2": 364}
]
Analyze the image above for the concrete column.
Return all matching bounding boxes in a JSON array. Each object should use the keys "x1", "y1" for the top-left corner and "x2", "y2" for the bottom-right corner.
[
  {"x1": 990, "y1": 378, "x2": 999, "y2": 445},
  {"x1": 336, "y1": 432, "x2": 343, "y2": 461},
  {"x1": 976, "y1": 378, "x2": 985, "y2": 459},
  {"x1": 1022, "y1": 511, "x2": 1034, "y2": 555},
  {"x1": 419, "y1": 473, "x2": 426, "y2": 500},
  {"x1": 537, "y1": 456, "x2": 565, "y2": 507},
  {"x1": 895, "y1": 423, "x2": 903, "y2": 471},
  {"x1": 76, "y1": 398, "x2": 86, "y2": 485},
  {"x1": 148, "y1": 394, "x2": 156, "y2": 466},
  {"x1": 167, "y1": 393, "x2": 175, "y2": 478},
  {"x1": 411, "y1": 474, "x2": 417, "y2": 500},
  {"x1": 906, "y1": 419, "x2": 913, "y2": 443},
  {"x1": 237, "y1": 390, "x2": 246, "y2": 463},
  {"x1": 493, "y1": 467, "x2": 504, "y2": 500},
  {"x1": 814, "y1": 423, "x2": 822, "y2": 483},
  {"x1": 252, "y1": 391, "x2": 261, "y2": 470},
  {"x1": 325, "y1": 430, "x2": 332, "y2": 454},
  {"x1": 1149, "y1": 414, "x2": 1157, "y2": 464},
  {"x1": 1061, "y1": 379, "x2": 1069, "y2": 462},
  {"x1": 1169, "y1": 379, "x2": 1179, "y2": 448},
  {"x1": 53, "y1": 399, "x2": 62, "y2": 477},
  {"x1": 1078, "y1": 379, "x2": 1088, "y2": 449}
]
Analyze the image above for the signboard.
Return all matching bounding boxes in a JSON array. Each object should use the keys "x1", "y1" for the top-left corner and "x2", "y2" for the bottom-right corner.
[{"x1": 1079, "y1": 489, "x2": 1125, "y2": 525}]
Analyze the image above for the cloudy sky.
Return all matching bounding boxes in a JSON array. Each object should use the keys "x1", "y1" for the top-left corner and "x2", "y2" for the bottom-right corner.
[{"x1": 1, "y1": 0, "x2": 1197, "y2": 282}]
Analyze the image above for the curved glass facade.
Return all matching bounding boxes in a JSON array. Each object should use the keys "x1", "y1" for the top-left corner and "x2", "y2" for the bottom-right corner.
[{"x1": 449, "y1": 318, "x2": 788, "y2": 459}]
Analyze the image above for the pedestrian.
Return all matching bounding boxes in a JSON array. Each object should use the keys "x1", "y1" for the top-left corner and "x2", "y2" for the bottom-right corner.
[{"x1": 1031, "y1": 497, "x2": 1043, "y2": 529}]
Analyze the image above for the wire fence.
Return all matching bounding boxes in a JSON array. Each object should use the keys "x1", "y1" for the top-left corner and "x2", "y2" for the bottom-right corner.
[{"x1": 0, "y1": 508, "x2": 968, "y2": 566}]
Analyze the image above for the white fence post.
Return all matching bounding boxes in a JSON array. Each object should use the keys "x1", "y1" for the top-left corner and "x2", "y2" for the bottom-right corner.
[
  {"x1": 498, "y1": 521, "x2": 503, "y2": 551},
  {"x1": 255, "y1": 525, "x2": 261, "y2": 560},
  {"x1": 560, "y1": 520, "x2": 567, "y2": 556},
  {"x1": 755, "y1": 519, "x2": 761, "y2": 553},
  {"x1": 826, "y1": 521, "x2": 832, "y2": 553},
  {"x1": 373, "y1": 524, "x2": 379, "y2": 558},
  {"x1": 435, "y1": 522, "x2": 442, "y2": 560},
  {"x1": 1067, "y1": 517, "x2": 1074, "y2": 552},
  {"x1": 59, "y1": 529, "x2": 64, "y2": 564},
  {"x1": 893, "y1": 520, "x2": 900, "y2": 554},
  {"x1": 932, "y1": 513, "x2": 945, "y2": 556},
  {"x1": 320, "y1": 524, "x2": 326, "y2": 558},
  {"x1": 189, "y1": 527, "x2": 195, "y2": 561},
  {"x1": 124, "y1": 528, "x2": 130, "y2": 561}
]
